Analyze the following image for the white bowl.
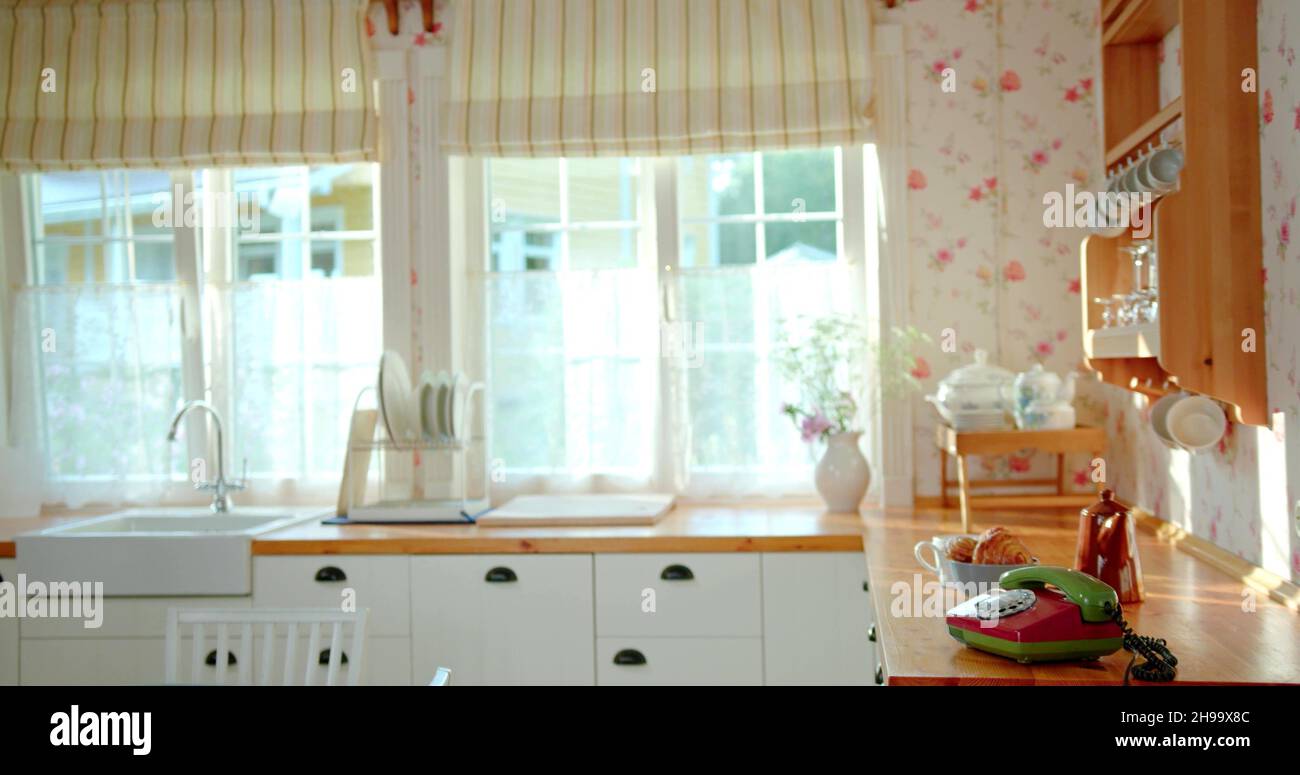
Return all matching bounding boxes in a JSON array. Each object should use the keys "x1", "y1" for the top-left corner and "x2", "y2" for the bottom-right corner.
[
  {"x1": 1165, "y1": 395, "x2": 1226, "y2": 451},
  {"x1": 1149, "y1": 392, "x2": 1186, "y2": 449}
]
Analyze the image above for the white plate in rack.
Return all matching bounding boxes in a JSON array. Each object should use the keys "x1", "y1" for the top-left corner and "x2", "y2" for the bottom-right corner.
[{"x1": 378, "y1": 350, "x2": 420, "y2": 444}]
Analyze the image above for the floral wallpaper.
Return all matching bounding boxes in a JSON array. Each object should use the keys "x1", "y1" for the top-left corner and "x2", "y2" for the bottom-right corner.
[
  {"x1": 887, "y1": 0, "x2": 1101, "y2": 493},
  {"x1": 891, "y1": 0, "x2": 1299, "y2": 583}
]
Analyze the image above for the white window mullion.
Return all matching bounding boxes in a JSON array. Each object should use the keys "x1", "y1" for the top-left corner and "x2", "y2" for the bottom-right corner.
[
  {"x1": 298, "y1": 167, "x2": 313, "y2": 477},
  {"x1": 557, "y1": 159, "x2": 582, "y2": 468},
  {"x1": 202, "y1": 169, "x2": 237, "y2": 485},
  {"x1": 123, "y1": 172, "x2": 137, "y2": 283},
  {"x1": 652, "y1": 157, "x2": 684, "y2": 492},
  {"x1": 172, "y1": 171, "x2": 209, "y2": 478},
  {"x1": 752, "y1": 151, "x2": 773, "y2": 466}
]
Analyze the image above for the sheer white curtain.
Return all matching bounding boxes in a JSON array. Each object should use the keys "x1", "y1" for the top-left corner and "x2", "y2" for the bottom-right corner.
[
  {"x1": 668, "y1": 261, "x2": 860, "y2": 498},
  {"x1": 9, "y1": 285, "x2": 186, "y2": 506},
  {"x1": 224, "y1": 277, "x2": 382, "y2": 486},
  {"x1": 474, "y1": 268, "x2": 660, "y2": 495}
]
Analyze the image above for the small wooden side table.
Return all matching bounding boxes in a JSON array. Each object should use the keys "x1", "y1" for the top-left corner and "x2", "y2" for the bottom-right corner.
[{"x1": 934, "y1": 424, "x2": 1107, "y2": 532}]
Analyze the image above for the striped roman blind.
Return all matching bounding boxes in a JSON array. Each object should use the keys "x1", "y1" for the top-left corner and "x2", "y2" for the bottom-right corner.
[
  {"x1": 0, "y1": 0, "x2": 377, "y2": 171},
  {"x1": 441, "y1": 0, "x2": 874, "y2": 157}
]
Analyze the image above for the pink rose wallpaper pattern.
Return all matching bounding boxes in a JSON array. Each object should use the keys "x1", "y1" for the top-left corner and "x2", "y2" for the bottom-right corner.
[{"x1": 890, "y1": 0, "x2": 1299, "y2": 582}]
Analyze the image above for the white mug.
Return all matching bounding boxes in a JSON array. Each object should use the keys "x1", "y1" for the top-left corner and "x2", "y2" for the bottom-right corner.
[
  {"x1": 1142, "y1": 146, "x2": 1184, "y2": 192},
  {"x1": 914, "y1": 538, "x2": 944, "y2": 575}
]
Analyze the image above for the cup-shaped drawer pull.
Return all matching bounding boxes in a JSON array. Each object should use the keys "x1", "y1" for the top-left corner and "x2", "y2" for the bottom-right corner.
[
  {"x1": 314, "y1": 566, "x2": 347, "y2": 582},
  {"x1": 875, "y1": 664, "x2": 884, "y2": 685},
  {"x1": 868, "y1": 624, "x2": 877, "y2": 643},
  {"x1": 318, "y1": 649, "x2": 350, "y2": 665},
  {"x1": 484, "y1": 566, "x2": 518, "y2": 583},
  {"x1": 613, "y1": 649, "x2": 647, "y2": 666},
  {"x1": 205, "y1": 650, "x2": 237, "y2": 667},
  {"x1": 659, "y1": 564, "x2": 694, "y2": 581}
]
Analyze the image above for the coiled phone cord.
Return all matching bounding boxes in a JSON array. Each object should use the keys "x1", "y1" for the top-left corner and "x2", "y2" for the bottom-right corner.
[{"x1": 1104, "y1": 601, "x2": 1178, "y2": 683}]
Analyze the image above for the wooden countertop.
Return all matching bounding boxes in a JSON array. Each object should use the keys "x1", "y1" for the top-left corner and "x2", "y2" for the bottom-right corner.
[
  {"x1": 865, "y1": 507, "x2": 1300, "y2": 685},
  {"x1": 251, "y1": 503, "x2": 867, "y2": 554},
  {"x1": 7, "y1": 501, "x2": 1298, "y2": 685}
]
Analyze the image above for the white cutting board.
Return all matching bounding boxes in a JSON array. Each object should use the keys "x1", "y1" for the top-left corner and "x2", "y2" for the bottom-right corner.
[{"x1": 478, "y1": 494, "x2": 675, "y2": 527}]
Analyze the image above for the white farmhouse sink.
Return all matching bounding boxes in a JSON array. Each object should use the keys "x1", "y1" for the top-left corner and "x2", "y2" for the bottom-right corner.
[{"x1": 17, "y1": 507, "x2": 324, "y2": 596}]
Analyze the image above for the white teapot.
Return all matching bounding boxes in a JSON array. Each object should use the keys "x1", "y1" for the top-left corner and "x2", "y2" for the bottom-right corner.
[{"x1": 1004, "y1": 364, "x2": 1077, "y2": 430}]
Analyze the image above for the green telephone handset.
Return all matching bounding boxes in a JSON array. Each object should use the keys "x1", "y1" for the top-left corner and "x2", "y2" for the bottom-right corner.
[{"x1": 998, "y1": 566, "x2": 1119, "y2": 623}]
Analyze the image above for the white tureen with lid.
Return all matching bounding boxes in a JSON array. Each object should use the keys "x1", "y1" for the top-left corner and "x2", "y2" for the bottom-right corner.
[{"x1": 925, "y1": 349, "x2": 1014, "y2": 431}]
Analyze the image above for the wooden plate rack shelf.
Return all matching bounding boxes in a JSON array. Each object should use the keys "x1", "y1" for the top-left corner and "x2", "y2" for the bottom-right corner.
[{"x1": 1081, "y1": 0, "x2": 1268, "y2": 425}]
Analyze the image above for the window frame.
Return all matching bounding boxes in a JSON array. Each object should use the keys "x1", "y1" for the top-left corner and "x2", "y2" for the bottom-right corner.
[
  {"x1": 473, "y1": 145, "x2": 872, "y2": 490},
  {"x1": 7, "y1": 164, "x2": 382, "y2": 506}
]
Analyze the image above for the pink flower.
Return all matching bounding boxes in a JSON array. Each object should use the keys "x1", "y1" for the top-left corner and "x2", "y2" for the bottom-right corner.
[
  {"x1": 1281, "y1": 220, "x2": 1291, "y2": 245},
  {"x1": 910, "y1": 356, "x2": 931, "y2": 380},
  {"x1": 908, "y1": 169, "x2": 927, "y2": 190},
  {"x1": 969, "y1": 186, "x2": 984, "y2": 201},
  {"x1": 1065, "y1": 87, "x2": 1080, "y2": 103},
  {"x1": 410, "y1": 268, "x2": 418, "y2": 286},
  {"x1": 1003, "y1": 260, "x2": 1026, "y2": 282},
  {"x1": 1073, "y1": 469, "x2": 1090, "y2": 487},
  {"x1": 1068, "y1": 277, "x2": 1081, "y2": 294},
  {"x1": 1035, "y1": 340, "x2": 1054, "y2": 357},
  {"x1": 1031, "y1": 150, "x2": 1049, "y2": 166},
  {"x1": 1056, "y1": 328, "x2": 1068, "y2": 342},
  {"x1": 800, "y1": 412, "x2": 833, "y2": 443},
  {"x1": 1051, "y1": 138, "x2": 1063, "y2": 150},
  {"x1": 957, "y1": 237, "x2": 968, "y2": 248},
  {"x1": 964, "y1": 0, "x2": 980, "y2": 11},
  {"x1": 1008, "y1": 455, "x2": 1031, "y2": 473},
  {"x1": 932, "y1": 60, "x2": 948, "y2": 74},
  {"x1": 1263, "y1": 89, "x2": 1274, "y2": 124},
  {"x1": 1292, "y1": 104, "x2": 1300, "y2": 131},
  {"x1": 999, "y1": 70, "x2": 1021, "y2": 92},
  {"x1": 1079, "y1": 77, "x2": 1093, "y2": 91},
  {"x1": 983, "y1": 177, "x2": 997, "y2": 191},
  {"x1": 936, "y1": 248, "x2": 954, "y2": 264}
]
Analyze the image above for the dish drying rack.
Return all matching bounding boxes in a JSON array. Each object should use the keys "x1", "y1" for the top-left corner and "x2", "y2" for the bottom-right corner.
[{"x1": 339, "y1": 383, "x2": 490, "y2": 523}]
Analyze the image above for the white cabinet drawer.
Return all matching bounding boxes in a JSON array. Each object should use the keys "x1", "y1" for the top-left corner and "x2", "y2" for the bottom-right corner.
[
  {"x1": 19, "y1": 637, "x2": 253, "y2": 685},
  {"x1": 0, "y1": 559, "x2": 16, "y2": 684},
  {"x1": 762, "y1": 552, "x2": 873, "y2": 685},
  {"x1": 253, "y1": 556, "x2": 410, "y2": 637},
  {"x1": 596, "y1": 638, "x2": 763, "y2": 685},
  {"x1": 411, "y1": 555, "x2": 593, "y2": 685},
  {"x1": 19, "y1": 596, "x2": 249, "y2": 639},
  {"x1": 595, "y1": 553, "x2": 760, "y2": 637},
  {"x1": 251, "y1": 635, "x2": 411, "y2": 686},
  {"x1": 21, "y1": 634, "x2": 409, "y2": 686}
]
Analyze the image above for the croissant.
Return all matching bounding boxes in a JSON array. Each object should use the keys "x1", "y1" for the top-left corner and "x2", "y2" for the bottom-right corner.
[
  {"x1": 945, "y1": 536, "x2": 976, "y2": 563},
  {"x1": 973, "y1": 526, "x2": 1032, "y2": 565}
]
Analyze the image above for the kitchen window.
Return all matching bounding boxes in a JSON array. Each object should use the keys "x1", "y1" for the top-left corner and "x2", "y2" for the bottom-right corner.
[
  {"x1": 476, "y1": 147, "x2": 871, "y2": 496},
  {"x1": 8, "y1": 164, "x2": 381, "y2": 505}
]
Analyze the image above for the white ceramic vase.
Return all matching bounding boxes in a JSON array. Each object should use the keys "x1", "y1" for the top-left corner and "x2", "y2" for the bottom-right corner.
[{"x1": 815, "y1": 431, "x2": 871, "y2": 512}]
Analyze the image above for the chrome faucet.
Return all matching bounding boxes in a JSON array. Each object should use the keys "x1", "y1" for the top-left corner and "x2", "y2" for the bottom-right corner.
[{"x1": 167, "y1": 400, "x2": 246, "y2": 513}]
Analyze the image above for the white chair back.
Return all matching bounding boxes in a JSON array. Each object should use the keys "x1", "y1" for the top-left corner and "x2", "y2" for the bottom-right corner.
[{"x1": 165, "y1": 608, "x2": 369, "y2": 686}]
